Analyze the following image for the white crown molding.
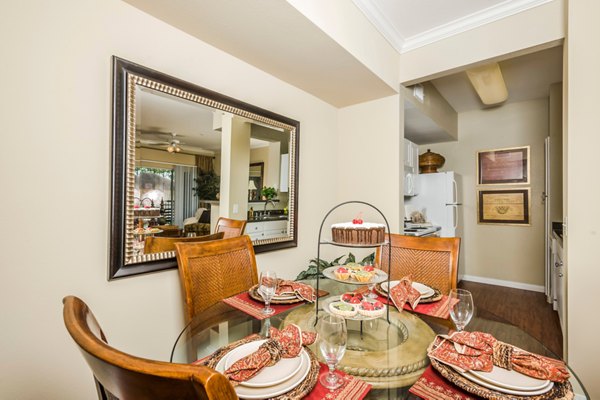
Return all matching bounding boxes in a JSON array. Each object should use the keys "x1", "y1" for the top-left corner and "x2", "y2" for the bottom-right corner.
[
  {"x1": 354, "y1": 0, "x2": 553, "y2": 54},
  {"x1": 352, "y1": 0, "x2": 405, "y2": 53}
]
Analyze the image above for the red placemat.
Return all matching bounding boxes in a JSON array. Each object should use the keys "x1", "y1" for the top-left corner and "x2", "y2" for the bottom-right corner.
[
  {"x1": 376, "y1": 294, "x2": 459, "y2": 319},
  {"x1": 304, "y1": 363, "x2": 371, "y2": 400},
  {"x1": 409, "y1": 365, "x2": 476, "y2": 400},
  {"x1": 222, "y1": 292, "x2": 305, "y2": 320}
]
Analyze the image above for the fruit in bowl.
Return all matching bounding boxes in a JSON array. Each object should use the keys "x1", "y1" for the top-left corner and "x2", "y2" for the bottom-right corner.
[
  {"x1": 358, "y1": 300, "x2": 385, "y2": 317},
  {"x1": 334, "y1": 267, "x2": 350, "y2": 281},
  {"x1": 329, "y1": 302, "x2": 357, "y2": 317},
  {"x1": 341, "y1": 292, "x2": 363, "y2": 304}
]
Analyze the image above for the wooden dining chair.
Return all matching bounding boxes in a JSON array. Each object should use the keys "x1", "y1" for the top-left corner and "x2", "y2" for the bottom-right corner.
[
  {"x1": 214, "y1": 217, "x2": 247, "y2": 239},
  {"x1": 376, "y1": 234, "x2": 461, "y2": 295},
  {"x1": 175, "y1": 235, "x2": 258, "y2": 322},
  {"x1": 143, "y1": 232, "x2": 224, "y2": 254},
  {"x1": 62, "y1": 296, "x2": 237, "y2": 400}
]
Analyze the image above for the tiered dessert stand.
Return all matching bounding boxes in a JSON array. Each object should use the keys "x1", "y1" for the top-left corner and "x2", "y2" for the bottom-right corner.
[{"x1": 315, "y1": 201, "x2": 392, "y2": 323}]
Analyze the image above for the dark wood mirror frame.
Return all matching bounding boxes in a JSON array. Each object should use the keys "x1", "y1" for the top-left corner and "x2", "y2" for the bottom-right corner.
[{"x1": 110, "y1": 57, "x2": 299, "y2": 280}]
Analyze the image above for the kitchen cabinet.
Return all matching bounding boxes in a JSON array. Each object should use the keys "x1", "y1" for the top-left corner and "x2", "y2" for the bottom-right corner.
[
  {"x1": 404, "y1": 139, "x2": 419, "y2": 196},
  {"x1": 246, "y1": 220, "x2": 288, "y2": 241}
]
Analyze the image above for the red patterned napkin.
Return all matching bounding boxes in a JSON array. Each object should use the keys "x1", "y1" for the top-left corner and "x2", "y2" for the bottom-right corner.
[
  {"x1": 224, "y1": 325, "x2": 317, "y2": 385},
  {"x1": 409, "y1": 365, "x2": 475, "y2": 400},
  {"x1": 277, "y1": 280, "x2": 316, "y2": 302},
  {"x1": 389, "y1": 276, "x2": 422, "y2": 310},
  {"x1": 304, "y1": 363, "x2": 372, "y2": 400},
  {"x1": 428, "y1": 331, "x2": 570, "y2": 382},
  {"x1": 376, "y1": 293, "x2": 458, "y2": 319},
  {"x1": 222, "y1": 292, "x2": 303, "y2": 320}
]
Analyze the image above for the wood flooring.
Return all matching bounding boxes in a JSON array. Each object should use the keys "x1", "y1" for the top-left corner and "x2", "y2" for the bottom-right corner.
[{"x1": 458, "y1": 280, "x2": 563, "y2": 358}]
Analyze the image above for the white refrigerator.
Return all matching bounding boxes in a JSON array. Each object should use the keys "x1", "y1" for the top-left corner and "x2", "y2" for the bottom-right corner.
[{"x1": 405, "y1": 171, "x2": 462, "y2": 237}]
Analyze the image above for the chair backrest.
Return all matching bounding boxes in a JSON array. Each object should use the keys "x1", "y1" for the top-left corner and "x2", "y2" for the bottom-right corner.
[
  {"x1": 144, "y1": 232, "x2": 224, "y2": 254},
  {"x1": 376, "y1": 234, "x2": 460, "y2": 295},
  {"x1": 62, "y1": 296, "x2": 237, "y2": 400},
  {"x1": 214, "y1": 217, "x2": 247, "y2": 239},
  {"x1": 175, "y1": 235, "x2": 258, "y2": 322}
]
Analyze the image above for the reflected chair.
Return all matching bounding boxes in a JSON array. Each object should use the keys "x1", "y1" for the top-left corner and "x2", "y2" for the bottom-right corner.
[
  {"x1": 62, "y1": 296, "x2": 237, "y2": 400},
  {"x1": 376, "y1": 234, "x2": 461, "y2": 295},
  {"x1": 144, "y1": 232, "x2": 224, "y2": 254},
  {"x1": 214, "y1": 217, "x2": 247, "y2": 239},
  {"x1": 175, "y1": 235, "x2": 258, "y2": 322}
]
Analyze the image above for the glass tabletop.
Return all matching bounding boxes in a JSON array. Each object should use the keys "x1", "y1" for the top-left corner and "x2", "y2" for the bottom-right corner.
[{"x1": 170, "y1": 279, "x2": 588, "y2": 399}]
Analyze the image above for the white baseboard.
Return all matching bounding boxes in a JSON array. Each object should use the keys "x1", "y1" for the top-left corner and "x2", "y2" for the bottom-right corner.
[{"x1": 460, "y1": 274, "x2": 545, "y2": 293}]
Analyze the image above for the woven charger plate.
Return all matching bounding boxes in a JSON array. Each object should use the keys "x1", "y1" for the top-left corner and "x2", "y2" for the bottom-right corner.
[
  {"x1": 201, "y1": 334, "x2": 320, "y2": 400},
  {"x1": 374, "y1": 283, "x2": 443, "y2": 304},
  {"x1": 430, "y1": 358, "x2": 574, "y2": 400},
  {"x1": 248, "y1": 284, "x2": 305, "y2": 304}
]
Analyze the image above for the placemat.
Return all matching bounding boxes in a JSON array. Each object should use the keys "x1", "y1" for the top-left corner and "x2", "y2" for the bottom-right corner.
[
  {"x1": 409, "y1": 365, "x2": 476, "y2": 400},
  {"x1": 223, "y1": 292, "x2": 305, "y2": 320},
  {"x1": 374, "y1": 294, "x2": 458, "y2": 319},
  {"x1": 194, "y1": 334, "x2": 320, "y2": 400},
  {"x1": 429, "y1": 358, "x2": 574, "y2": 400},
  {"x1": 304, "y1": 363, "x2": 372, "y2": 400}
]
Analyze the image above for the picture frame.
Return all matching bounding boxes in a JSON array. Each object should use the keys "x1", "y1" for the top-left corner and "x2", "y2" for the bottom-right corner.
[
  {"x1": 477, "y1": 146, "x2": 530, "y2": 185},
  {"x1": 477, "y1": 188, "x2": 530, "y2": 225}
]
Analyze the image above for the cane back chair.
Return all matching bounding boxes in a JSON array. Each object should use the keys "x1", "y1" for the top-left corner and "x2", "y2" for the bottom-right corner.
[
  {"x1": 143, "y1": 232, "x2": 224, "y2": 254},
  {"x1": 62, "y1": 296, "x2": 237, "y2": 400},
  {"x1": 214, "y1": 217, "x2": 247, "y2": 239},
  {"x1": 175, "y1": 235, "x2": 258, "y2": 322},
  {"x1": 376, "y1": 234, "x2": 460, "y2": 295}
]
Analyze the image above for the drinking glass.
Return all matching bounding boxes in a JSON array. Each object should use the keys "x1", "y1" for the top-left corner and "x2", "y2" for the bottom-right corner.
[
  {"x1": 449, "y1": 288, "x2": 474, "y2": 332},
  {"x1": 317, "y1": 314, "x2": 347, "y2": 390},
  {"x1": 258, "y1": 270, "x2": 278, "y2": 315}
]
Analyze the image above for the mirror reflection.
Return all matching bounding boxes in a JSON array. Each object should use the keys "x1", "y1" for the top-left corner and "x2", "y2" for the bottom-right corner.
[{"x1": 110, "y1": 57, "x2": 299, "y2": 279}]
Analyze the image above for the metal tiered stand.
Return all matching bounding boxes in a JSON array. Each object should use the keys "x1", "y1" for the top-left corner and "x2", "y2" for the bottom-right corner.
[{"x1": 315, "y1": 201, "x2": 392, "y2": 323}]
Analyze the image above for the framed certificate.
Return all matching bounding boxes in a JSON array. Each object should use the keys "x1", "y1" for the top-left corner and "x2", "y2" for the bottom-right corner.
[
  {"x1": 477, "y1": 146, "x2": 529, "y2": 185},
  {"x1": 477, "y1": 189, "x2": 530, "y2": 225}
]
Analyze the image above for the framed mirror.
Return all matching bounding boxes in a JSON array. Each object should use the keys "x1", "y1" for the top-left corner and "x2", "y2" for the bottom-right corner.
[{"x1": 110, "y1": 57, "x2": 299, "y2": 279}]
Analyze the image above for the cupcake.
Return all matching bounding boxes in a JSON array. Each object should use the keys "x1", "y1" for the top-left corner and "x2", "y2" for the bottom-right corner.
[
  {"x1": 329, "y1": 302, "x2": 357, "y2": 317},
  {"x1": 334, "y1": 267, "x2": 350, "y2": 280},
  {"x1": 341, "y1": 292, "x2": 363, "y2": 305},
  {"x1": 345, "y1": 262, "x2": 363, "y2": 273},
  {"x1": 354, "y1": 270, "x2": 373, "y2": 283},
  {"x1": 358, "y1": 300, "x2": 385, "y2": 318}
]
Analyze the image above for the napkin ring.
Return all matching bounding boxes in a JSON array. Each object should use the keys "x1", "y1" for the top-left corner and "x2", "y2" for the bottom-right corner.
[
  {"x1": 492, "y1": 341, "x2": 513, "y2": 370},
  {"x1": 260, "y1": 339, "x2": 283, "y2": 366}
]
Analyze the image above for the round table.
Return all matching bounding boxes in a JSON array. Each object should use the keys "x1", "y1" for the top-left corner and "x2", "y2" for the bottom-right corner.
[{"x1": 170, "y1": 279, "x2": 588, "y2": 399}]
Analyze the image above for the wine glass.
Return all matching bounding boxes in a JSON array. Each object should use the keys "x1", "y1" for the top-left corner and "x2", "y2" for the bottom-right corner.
[
  {"x1": 258, "y1": 270, "x2": 278, "y2": 315},
  {"x1": 449, "y1": 288, "x2": 474, "y2": 332},
  {"x1": 317, "y1": 314, "x2": 347, "y2": 390}
]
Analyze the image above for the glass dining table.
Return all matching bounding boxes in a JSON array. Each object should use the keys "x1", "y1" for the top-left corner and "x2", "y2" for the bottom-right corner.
[{"x1": 170, "y1": 279, "x2": 589, "y2": 399}]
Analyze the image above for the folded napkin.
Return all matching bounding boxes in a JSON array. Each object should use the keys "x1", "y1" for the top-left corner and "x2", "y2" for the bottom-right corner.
[
  {"x1": 277, "y1": 280, "x2": 316, "y2": 302},
  {"x1": 428, "y1": 331, "x2": 570, "y2": 383},
  {"x1": 224, "y1": 325, "x2": 317, "y2": 385},
  {"x1": 389, "y1": 275, "x2": 422, "y2": 311}
]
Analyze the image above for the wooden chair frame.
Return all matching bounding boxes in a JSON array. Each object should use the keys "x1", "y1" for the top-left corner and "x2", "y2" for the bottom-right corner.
[
  {"x1": 214, "y1": 217, "x2": 247, "y2": 239},
  {"x1": 62, "y1": 296, "x2": 237, "y2": 400},
  {"x1": 376, "y1": 234, "x2": 460, "y2": 295},
  {"x1": 175, "y1": 235, "x2": 258, "y2": 322},
  {"x1": 143, "y1": 232, "x2": 224, "y2": 254}
]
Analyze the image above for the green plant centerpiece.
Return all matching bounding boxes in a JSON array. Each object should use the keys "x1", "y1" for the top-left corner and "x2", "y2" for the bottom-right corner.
[
  {"x1": 261, "y1": 186, "x2": 277, "y2": 200},
  {"x1": 193, "y1": 169, "x2": 220, "y2": 200},
  {"x1": 295, "y1": 252, "x2": 375, "y2": 281}
]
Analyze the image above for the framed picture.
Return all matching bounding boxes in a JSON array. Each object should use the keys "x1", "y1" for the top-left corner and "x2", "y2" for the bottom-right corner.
[
  {"x1": 477, "y1": 146, "x2": 529, "y2": 185},
  {"x1": 477, "y1": 188, "x2": 530, "y2": 225}
]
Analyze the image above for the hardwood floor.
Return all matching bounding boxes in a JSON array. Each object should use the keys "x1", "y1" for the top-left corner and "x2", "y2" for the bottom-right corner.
[{"x1": 458, "y1": 280, "x2": 563, "y2": 358}]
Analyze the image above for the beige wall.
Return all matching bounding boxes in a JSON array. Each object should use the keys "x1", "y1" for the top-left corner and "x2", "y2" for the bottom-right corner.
[
  {"x1": 0, "y1": 1, "x2": 339, "y2": 398},
  {"x1": 565, "y1": 0, "x2": 600, "y2": 396},
  {"x1": 403, "y1": 82, "x2": 458, "y2": 140},
  {"x1": 423, "y1": 99, "x2": 548, "y2": 288}
]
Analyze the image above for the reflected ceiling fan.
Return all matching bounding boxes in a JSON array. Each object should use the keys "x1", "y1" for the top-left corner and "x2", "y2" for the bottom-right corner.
[{"x1": 136, "y1": 130, "x2": 185, "y2": 153}]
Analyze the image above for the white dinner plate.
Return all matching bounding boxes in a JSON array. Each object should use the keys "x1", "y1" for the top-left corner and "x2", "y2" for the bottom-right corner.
[
  {"x1": 216, "y1": 345, "x2": 310, "y2": 399},
  {"x1": 380, "y1": 281, "x2": 435, "y2": 298},
  {"x1": 468, "y1": 365, "x2": 551, "y2": 391},
  {"x1": 272, "y1": 293, "x2": 298, "y2": 301},
  {"x1": 220, "y1": 340, "x2": 303, "y2": 388},
  {"x1": 454, "y1": 366, "x2": 554, "y2": 396}
]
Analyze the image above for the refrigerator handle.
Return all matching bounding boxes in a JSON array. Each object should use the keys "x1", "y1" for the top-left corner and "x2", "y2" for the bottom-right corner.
[
  {"x1": 452, "y1": 204, "x2": 458, "y2": 230},
  {"x1": 452, "y1": 179, "x2": 458, "y2": 204}
]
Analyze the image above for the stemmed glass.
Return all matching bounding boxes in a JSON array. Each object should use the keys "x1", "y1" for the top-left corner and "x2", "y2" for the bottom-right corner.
[
  {"x1": 317, "y1": 314, "x2": 347, "y2": 390},
  {"x1": 258, "y1": 270, "x2": 278, "y2": 315},
  {"x1": 449, "y1": 288, "x2": 474, "y2": 332}
]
